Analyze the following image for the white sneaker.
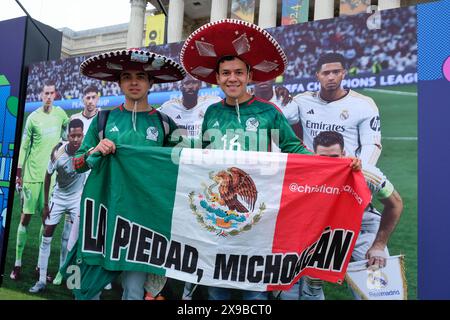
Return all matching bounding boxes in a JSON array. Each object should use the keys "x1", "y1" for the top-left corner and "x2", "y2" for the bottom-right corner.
[
  {"x1": 104, "y1": 283, "x2": 112, "y2": 290},
  {"x1": 29, "y1": 281, "x2": 46, "y2": 293}
]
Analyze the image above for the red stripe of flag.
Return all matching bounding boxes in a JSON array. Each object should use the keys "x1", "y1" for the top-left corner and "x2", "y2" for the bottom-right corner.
[{"x1": 268, "y1": 154, "x2": 371, "y2": 291}]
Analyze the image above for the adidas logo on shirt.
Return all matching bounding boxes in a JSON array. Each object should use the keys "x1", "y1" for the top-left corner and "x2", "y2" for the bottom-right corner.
[
  {"x1": 176, "y1": 114, "x2": 182, "y2": 119},
  {"x1": 307, "y1": 109, "x2": 314, "y2": 115},
  {"x1": 109, "y1": 126, "x2": 119, "y2": 132},
  {"x1": 212, "y1": 121, "x2": 220, "y2": 128}
]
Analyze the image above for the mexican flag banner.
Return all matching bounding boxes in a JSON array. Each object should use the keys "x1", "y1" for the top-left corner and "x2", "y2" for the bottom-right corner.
[{"x1": 75, "y1": 145, "x2": 370, "y2": 292}]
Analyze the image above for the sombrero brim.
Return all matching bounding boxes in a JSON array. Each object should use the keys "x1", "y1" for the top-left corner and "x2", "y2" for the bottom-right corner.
[
  {"x1": 180, "y1": 19, "x2": 287, "y2": 85},
  {"x1": 80, "y1": 49, "x2": 185, "y2": 83}
]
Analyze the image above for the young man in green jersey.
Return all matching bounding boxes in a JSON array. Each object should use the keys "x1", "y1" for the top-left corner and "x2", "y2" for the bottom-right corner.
[
  {"x1": 202, "y1": 55, "x2": 309, "y2": 153},
  {"x1": 71, "y1": 49, "x2": 185, "y2": 300},
  {"x1": 11, "y1": 80, "x2": 69, "y2": 281},
  {"x1": 180, "y1": 19, "x2": 361, "y2": 300},
  {"x1": 180, "y1": 20, "x2": 312, "y2": 155},
  {"x1": 73, "y1": 51, "x2": 185, "y2": 172}
]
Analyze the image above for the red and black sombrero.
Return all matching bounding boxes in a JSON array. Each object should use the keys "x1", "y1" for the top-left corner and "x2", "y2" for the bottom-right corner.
[
  {"x1": 80, "y1": 49, "x2": 185, "y2": 83},
  {"x1": 180, "y1": 19, "x2": 287, "y2": 85}
]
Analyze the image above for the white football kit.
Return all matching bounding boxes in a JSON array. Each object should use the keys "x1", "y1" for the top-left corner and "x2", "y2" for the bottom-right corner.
[
  {"x1": 159, "y1": 95, "x2": 222, "y2": 139},
  {"x1": 353, "y1": 164, "x2": 394, "y2": 260},
  {"x1": 70, "y1": 110, "x2": 98, "y2": 135},
  {"x1": 269, "y1": 92, "x2": 300, "y2": 126},
  {"x1": 268, "y1": 92, "x2": 302, "y2": 153},
  {"x1": 288, "y1": 90, "x2": 382, "y2": 165},
  {"x1": 46, "y1": 142, "x2": 87, "y2": 226},
  {"x1": 66, "y1": 112, "x2": 96, "y2": 250},
  {"x1": 33, "y1": 143, "x2": 87, "y2": 288}
]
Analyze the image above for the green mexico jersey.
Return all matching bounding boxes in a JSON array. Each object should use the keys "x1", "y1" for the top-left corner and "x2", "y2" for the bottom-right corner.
[
  {"x1": 19, "y1": 106, "x2": 69, "y2": 182},
  {"x1": 75, "y1": 106, "x2": 179, "y2": 172},
  {"x1": 201, "y1": 96, "x2": 312, "y2": 154}
]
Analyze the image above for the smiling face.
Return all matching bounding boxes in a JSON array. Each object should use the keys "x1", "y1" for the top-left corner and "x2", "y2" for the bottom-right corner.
[
  {"x1": 316, "y1": 62, "x2": 346, "y2": 93},
  {"x1": 216, "y1": 57, "x2": 253, "y2": 103},
  {"x1": 118, "y1": 70, "x2": 154, "y2": 102}
]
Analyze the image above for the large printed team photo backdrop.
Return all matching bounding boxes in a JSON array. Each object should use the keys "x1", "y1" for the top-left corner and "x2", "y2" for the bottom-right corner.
[{"x1": 2, "y1": 6, "x2": 417, "y2": 299}]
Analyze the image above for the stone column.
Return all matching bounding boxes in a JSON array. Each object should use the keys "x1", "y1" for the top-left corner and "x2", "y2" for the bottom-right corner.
[
  {"x1": 126, "y1": 0, "x2": 147, "y2": 48},
  {"x1": 167, "y1": 0, "x2": 185, "y2": 43},
  {"x1": 378, "y1": 0, "x2": 401, "y2": 10},
  {"x1": 258, "y1": 0, "x2": 277, "y2": 28},
  {"x1": 210, "y1": 0, "x2": 228, "y2": 22},
  {"x1": 314, "y1": 0, "x2": 334, "y2": 20}
]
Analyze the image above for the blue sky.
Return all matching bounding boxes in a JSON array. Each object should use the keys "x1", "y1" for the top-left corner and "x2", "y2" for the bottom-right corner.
[{"x1": 0, "y1": 0, "x2": 155, "y2": 31}]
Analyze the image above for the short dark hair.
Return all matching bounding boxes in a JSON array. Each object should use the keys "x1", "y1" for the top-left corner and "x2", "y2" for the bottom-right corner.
[
  {"x1": 83, "y1": 85, "x2": 98, "y2": 96},
  {"x1": 215, "y1": 55, "x2": 251, "y2": 74},
  {"x1": 68, "y1": 118, "x2": 84, "y2": 132},
  {"x1": 316, "y1": 53, "x2": 346, "y2": 72},
  {"x1": 313, "y1": 131, "x2": 344, "y2": 152},
  {"x1": 43, "y1": 80, "x2": 56, "y2": 89}
]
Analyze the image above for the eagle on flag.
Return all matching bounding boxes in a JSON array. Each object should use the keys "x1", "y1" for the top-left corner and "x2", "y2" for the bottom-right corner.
[{"x1": 213, "y1": 167, "x2": 258, "y2": 213}]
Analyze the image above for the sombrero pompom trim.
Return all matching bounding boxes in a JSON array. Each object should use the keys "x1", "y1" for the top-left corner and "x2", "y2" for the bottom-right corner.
[
  {"x1": 80, "y1": 49, "x2": 186, "y2": 83},
  {"x1": 180, "y1": 19, "x2": 287, "y2": 84}
]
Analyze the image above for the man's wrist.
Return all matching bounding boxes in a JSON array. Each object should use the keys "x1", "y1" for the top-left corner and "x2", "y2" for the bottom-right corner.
[{"x1": 86, "y1": 147, "x2": 95, "y2": 157}]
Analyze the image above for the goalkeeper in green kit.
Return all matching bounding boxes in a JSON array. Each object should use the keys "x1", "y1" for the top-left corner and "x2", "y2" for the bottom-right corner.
[{"x1": 10, "y1": 80, "x2": 68, "y2": 281}]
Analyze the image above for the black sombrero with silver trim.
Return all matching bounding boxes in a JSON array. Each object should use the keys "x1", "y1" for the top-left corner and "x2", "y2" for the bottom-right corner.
[
  {"x1": 180, "y1": 19, "x2": 288, "y2": 85},
  {"x1": 80, "y1": 49, "x2": 185, "y2": 83}
]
